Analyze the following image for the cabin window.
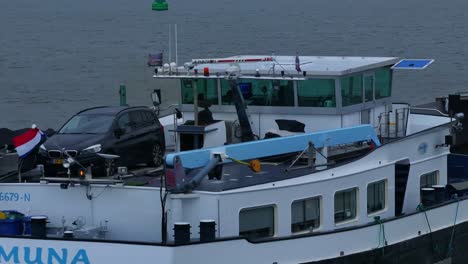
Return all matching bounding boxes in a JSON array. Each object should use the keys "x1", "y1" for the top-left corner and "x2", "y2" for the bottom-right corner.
[
  {"x1": 364, "y1": 75, "x2": 374, "y2": 102},
  {"x1": 291, "y1": 196, "x2": 321, "y2": 233},
  {"x1": 220, "y1": 79, "x2": 294, "y2": 106},
  {"x1": 341, "y1": 75, "x2": 363, "y2": 106},
  {"x1": 420, "y1": 171, "x2": 439, "y2": 188},
  {"x1": 239, "y1": 205, "x2": 275, "y2": 239},
  {"x1": 375, "y1": 67, "x2": 392, "y2": 99},
  {"x1": 334, "y1": 188, "x2": 358, "y2": 223},
  {"x1": 367, "y1": 180, "x2": 386, "y2": 214},
  {"x1": 297, "y1": 79, "x2": 336, "y2": 107},
  {"x1": 181, "y1": 79, "x2": 218, "y2": 105}
]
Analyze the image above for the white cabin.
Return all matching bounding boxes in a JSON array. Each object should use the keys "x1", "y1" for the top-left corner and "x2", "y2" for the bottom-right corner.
[{"x1": 153, "y1": 55, "x2": 419, "y2": 151}]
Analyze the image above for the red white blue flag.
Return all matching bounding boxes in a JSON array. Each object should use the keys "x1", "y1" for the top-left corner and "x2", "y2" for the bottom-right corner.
[
  {"x1": 12, "y1": 127, "x2": 45, "y2": 158},
  {"x1": 295, "y1": 55, "x2": 301, "y2": 72}
]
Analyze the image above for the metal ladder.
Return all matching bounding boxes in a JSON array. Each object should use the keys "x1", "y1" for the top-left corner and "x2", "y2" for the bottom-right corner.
[{"x1": 378, "y1": 108, "x2": 409, "y2": 141}]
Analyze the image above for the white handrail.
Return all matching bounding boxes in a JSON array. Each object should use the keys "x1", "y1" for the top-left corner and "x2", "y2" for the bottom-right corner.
[{"x1": 409, "y1": 107, "x2": 449, "y2": 117}]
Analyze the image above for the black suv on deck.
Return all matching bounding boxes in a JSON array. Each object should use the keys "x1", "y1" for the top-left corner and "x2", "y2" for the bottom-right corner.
[{"x1": 39, "y1": 106, "x2": 165, "y2": 176}]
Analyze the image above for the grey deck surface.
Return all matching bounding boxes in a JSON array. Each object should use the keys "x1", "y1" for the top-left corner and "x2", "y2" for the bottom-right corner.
[
  {"x1": 143, "y1": 158, "x2": 324, "y2": 192},
  {"x1": 194, "y1": 162, "x2": 313, "y2": 192},
  {"x1": 143, "y1": 146, "x2": 370, "y2": 192}
]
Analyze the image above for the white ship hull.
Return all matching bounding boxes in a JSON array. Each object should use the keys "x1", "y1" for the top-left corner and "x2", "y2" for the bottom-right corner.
[{"x1": 1, "y1": 198, "x2": 467, "y2": 263}]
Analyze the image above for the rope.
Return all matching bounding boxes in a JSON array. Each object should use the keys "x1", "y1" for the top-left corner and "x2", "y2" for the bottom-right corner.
[
  {"x1": 85, "y1": 185, "x2": 110, "y2": 200},
  {"x1": 447, "y1": 197, "x2": 460, "y2": 257},
  {"x1": 286, "y1": 142, "x2": 327, "y2": 171},
  {"x1": 228, "y1": 157, "x2": 261, "y2": 173},
  {"x1": 417, "y1": 203, "x2": 438, "y2": 259},
  {"x1": 228, "y1": 157, "x2": 249, "y2": 166},
  {"x1": 381, "y1": 222, "x2": 387, "y2": 247},
  {"x1": 160, "y1": 172, "x2": 169, "y2": 244},
  {"x1": 374, "y1": 216, "x2": 388, "y2": 255},
  {"x1": 287, "y1": 146, "x2": 309, "y2": 170},
  {"x1": 417, "y1": 204, "x2": 433, "y2": 233}
]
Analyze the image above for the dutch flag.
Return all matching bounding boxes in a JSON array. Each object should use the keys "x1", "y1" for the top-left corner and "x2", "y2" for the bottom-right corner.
[
  {"x1": 295, "y1": 54, "x2": 301, "y2": 72},
  {"x1": 12, "y1": 126, "x2": 45, "y2": 158}
]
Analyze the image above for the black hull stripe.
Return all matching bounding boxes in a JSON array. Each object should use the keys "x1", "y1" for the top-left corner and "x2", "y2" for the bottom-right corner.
[{"x1": 302, "y1": 219, "x2": 468, "y2": 264}]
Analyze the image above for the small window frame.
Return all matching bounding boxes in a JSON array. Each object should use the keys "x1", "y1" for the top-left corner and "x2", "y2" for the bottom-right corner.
[
  {"x1": 291, "y1": 196, "x2": 322, "y2": 234},
  {"x1": 239, "y1": 205, "x2": 276, "y2": 239},
  {"x1": 367, "y1": 179, "x2": 387, "y2": 215},
  {"x1": 334, "y1": 187, "x2": 359, "y2": 224},
  {"x1": 420, "y1": 170, "x2": 439, "y2": 188}
]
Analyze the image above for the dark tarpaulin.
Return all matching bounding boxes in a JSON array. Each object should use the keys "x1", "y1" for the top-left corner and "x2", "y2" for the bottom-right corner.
[{"x1": 275, "y1": 119, "x2": 305, "y2": 133}]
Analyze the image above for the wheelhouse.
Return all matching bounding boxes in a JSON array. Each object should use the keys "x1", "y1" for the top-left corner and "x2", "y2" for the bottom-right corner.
[{"x1": 153, "y1": 55, "x2": 401, "y2": 151}]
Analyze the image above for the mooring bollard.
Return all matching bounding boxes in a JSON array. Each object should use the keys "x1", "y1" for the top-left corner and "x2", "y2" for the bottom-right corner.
[
  {"x1": 199, "y1": 220, "x2": 216, "y2": 242},
  {"x1": 173, "y1": 222, "x2": 191, "y2": 244}
]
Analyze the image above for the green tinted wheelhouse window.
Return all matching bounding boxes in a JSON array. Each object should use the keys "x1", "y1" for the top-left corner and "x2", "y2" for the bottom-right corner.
[
  {"x1": 375, "y1": 67, "x2": 392, "y2": 99},
  {"x1": 341, "y1": 75, "x2": 363, "y2": 106},
  {"x1": 297, "y1": 79, "x2": 336, "y2": 107},
  {"x1": 220, "y1": 79, "x2": 294, "y2": 106},
  {"x1": 181, "y1": 79, "x2": 218, "y2": 105}
]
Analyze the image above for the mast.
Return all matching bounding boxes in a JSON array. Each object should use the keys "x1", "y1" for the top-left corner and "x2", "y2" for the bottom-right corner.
[
  {"x1": 168, "y1": 24, "x2": 172, "y2": 63},
  {"x1": 175, "y1": 24, "x2": 178, "y2": 66}
]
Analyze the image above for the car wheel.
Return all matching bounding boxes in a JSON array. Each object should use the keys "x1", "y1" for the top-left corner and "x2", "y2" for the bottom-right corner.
[{"x1": 148, "y1": 143, "x2": 164, "y2": 167}]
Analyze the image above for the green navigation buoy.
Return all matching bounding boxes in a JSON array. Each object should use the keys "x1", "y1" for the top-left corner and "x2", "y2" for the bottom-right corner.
[
  {"x1": 119, "y1": 84, "x2": 127, "y2": 106},
  {"x1": 152, "y1": 0, "x2": 168, "y2": 10}
]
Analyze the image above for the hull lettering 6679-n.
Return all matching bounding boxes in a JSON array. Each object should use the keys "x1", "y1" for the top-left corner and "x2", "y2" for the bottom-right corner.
[{"x1": 0, "y1": 192, "x2": 31, "y2": 202}]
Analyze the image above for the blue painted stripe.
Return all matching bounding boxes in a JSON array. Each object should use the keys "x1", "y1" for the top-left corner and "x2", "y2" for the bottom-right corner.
[{"x1": 165, "y1": 125, "x2": 380, "y2": 169}]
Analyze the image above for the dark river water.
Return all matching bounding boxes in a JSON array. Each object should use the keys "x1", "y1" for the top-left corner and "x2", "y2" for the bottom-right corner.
[{"x1": 1, "y1": 0, "x2": 467, "y2": 129}]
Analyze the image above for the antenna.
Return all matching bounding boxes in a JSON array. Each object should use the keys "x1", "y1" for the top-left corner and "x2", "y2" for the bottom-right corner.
[
  {"x1": 271, "y1": 51, "x2": 275, "y2": 75},
  {"x1": 175, "y1": 24, "x2": 178, "y2": 66},
  {"x1": 168, "y1": 24, "x2": 172, "y2": 63}
]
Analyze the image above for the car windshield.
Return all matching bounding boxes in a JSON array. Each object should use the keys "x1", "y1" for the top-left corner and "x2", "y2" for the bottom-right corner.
[{"x1": 59, "y1": 114, "x2": 114, "y2": 134}]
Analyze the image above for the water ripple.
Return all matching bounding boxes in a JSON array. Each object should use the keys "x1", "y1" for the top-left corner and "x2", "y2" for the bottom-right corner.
[{"x1": 1, "y1": 0, "x2": 467, "y2": 128}]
